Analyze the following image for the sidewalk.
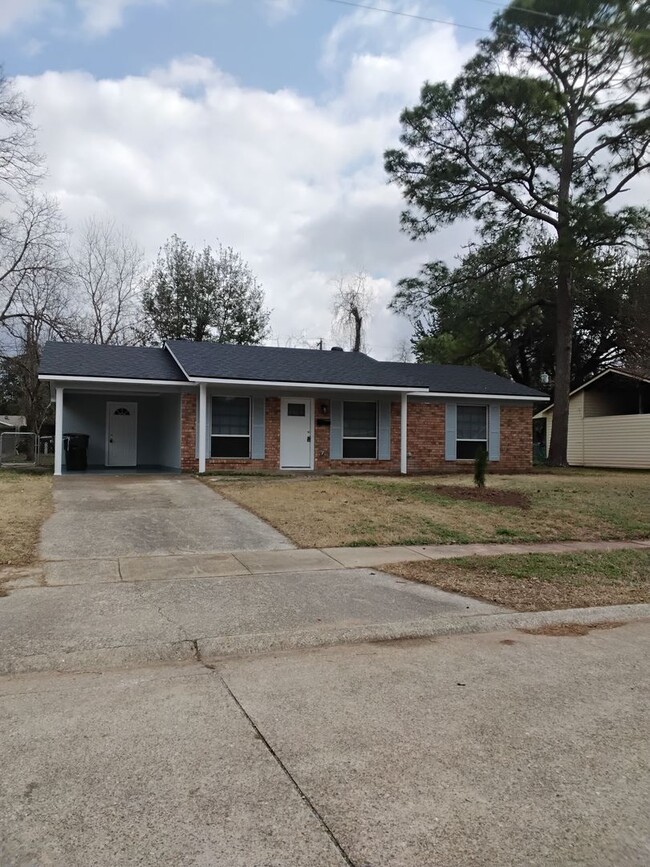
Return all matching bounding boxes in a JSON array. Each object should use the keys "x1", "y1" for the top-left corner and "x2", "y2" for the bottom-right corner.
[{"x1": 4, "y1": 537, "x2": 649, "y2": 591}]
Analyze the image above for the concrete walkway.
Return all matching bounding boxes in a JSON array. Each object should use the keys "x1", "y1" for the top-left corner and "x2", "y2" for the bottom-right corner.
[{"x1": 6, "y1": 536, "x2": 647, "y2": 592}]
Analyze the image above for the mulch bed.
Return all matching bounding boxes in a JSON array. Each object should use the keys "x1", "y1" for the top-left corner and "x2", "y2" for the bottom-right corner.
[{"x1": 431, "y1": 485, "x2": 531, "y2": 509}]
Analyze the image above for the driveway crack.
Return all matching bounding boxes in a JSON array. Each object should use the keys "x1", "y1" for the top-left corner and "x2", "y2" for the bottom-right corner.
[{"x1": 200, "y1": 656, "x2": 355, "y2": 866}]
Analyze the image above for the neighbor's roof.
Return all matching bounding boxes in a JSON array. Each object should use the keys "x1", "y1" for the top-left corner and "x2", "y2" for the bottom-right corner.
[
  {"x1": 0, "y1": 415, "x2": 26, "y2": 428},
  {"x1": 535, "y1": 366, "x2": 650, "y2": 416},
  {"x1": 39, "y1": 342, "x2": 187, "y2": 382},
  {"x1": 165, "y1": 340, "x2": 427, "y2": 389},
  {"x1": 39, "y1": 339, "x2": 549, "y2": 399}
]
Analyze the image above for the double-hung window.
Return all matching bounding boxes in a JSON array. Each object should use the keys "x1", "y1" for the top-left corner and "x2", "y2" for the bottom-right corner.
[
  {"x1": 343, "y1": 401, "x2": 377, "y2": 459},
  {"x1": 211, "y1": 397, "x2": 250, "y2": 458},
  {"x1": 456, "y1": 405, "x2": 487, "y2": 459}
]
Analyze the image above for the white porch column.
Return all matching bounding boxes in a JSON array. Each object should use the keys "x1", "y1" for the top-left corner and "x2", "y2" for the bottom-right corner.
[
  {"x1": 198, "y1": 383, "x2": 207, "y2": 474},
  {"x1": 400, "y1": 392, "x2": 408, "y2": 475},
  {"x1": 54, "y1": 386, "x2": 64, "y2": 476}
]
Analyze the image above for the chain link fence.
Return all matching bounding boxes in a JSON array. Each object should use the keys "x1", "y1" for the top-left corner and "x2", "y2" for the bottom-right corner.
[{"x1": 0, "y1": 432, "x2": 54, "y2": 469}]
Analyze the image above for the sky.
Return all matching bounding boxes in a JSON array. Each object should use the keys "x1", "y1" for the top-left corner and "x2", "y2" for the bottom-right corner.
[{"x1": 0, "y1": 0, "x2": 507, "y2": 357}]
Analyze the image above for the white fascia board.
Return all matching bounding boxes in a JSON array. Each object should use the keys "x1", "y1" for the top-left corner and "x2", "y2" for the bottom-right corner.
[
  {"x1": 189, "y1": 376, "x2": 427, "y2": 393},
  {"x1": 410, "y1": 391, "x2": 549, "y2": 402},
  {"x1": 163, "y1": 343, "x2": 193, "y2": 380},
  {"x1": 38, "y1": 375, "x2": 192, "y2": 387}
]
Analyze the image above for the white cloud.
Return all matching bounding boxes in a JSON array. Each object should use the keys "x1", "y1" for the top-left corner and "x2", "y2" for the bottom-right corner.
[
  {"x1": 16, "y1": 7, "x2": 471, "y2": 355},
  {"x1": 264, "y1": 0, "x2": 302, "y2": 21},
  {"x1": 75, "y1": 0, "x2": 165, "y2": 36},
  {"x1": 0, "y1": 0, "x2": 57, "y2": 34}
]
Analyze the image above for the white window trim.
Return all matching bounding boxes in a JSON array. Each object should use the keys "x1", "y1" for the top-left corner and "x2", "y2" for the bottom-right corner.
[
  {"x1": 211, "y1": 396, "x2": 251, "y2": 459},
  {"x1": 456, "y1": 404, "x2": 488, "y2": 459},
  {"x1": 342, "y1": 401, "x2": 378, "y2": 460}
]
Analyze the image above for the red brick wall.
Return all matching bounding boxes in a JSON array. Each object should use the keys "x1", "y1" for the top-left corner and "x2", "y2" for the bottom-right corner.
[
  {"x1": 180, "y1": 392, "x2": 533, "y2": 474},
  {"x1": 180, "y1": 393, "x2": 198, "y2": 472}
]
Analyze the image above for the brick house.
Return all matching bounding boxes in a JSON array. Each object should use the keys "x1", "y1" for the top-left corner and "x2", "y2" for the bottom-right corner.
[{"x1": 39, "y1": 340, "x2": 548, "y2": 476}]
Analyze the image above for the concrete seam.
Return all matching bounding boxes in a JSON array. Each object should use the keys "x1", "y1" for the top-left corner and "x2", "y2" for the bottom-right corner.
[
  {"x1": 206, "y1": 661, "x2": 355, "y2": 866},
  {"x1": 316, "y1": 549, "x2": 347, "y2": 567},
  {"x1": 230, "y1": 553, "x2": 254, "y2": 575}
]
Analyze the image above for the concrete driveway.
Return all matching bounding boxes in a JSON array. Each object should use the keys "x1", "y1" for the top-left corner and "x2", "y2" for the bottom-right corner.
[
  {"x1": 39, "y1": 474, "x2": 292, "y2": 559},
  {"x1": 1, "y1": 621, "x2": 648, "y2": 866}
]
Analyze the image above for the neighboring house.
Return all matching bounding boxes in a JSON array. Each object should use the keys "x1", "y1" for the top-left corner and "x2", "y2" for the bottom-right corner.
[
  {"x1": 39, "y1": 340, "x2": 548, "y2": 476},
  {"x1": 535, "y1": 367, "x2": 650, "y2": 469},
  {"x1": 0, "y1": 415, "x2": 26, "y2": 431}
]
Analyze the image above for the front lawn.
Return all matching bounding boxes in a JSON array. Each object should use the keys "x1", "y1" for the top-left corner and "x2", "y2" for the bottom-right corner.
[
  {"x1": 389, "y1": 550, "x2": 650, "y2": 611},
  {"x1": 207, "y1": 469, "x2": 650, "y2": 548},
  {"x1": 0, "y1": 470, "x2": 53, "y2": 567}
]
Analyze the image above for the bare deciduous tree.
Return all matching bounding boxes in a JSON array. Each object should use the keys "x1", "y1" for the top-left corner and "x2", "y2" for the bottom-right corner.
[
  {"x1": 0, "y1": 72, "x2": 67, "y2": 335},
  {"x1": 1, "y1": 268, "x2": 76, "y2": 435},
  {"x1": 70, "y1": 216, "x2": 144, "y2": 345},
  {"x1": 0, "y1": 68, "x2": 42, "y2": 193},
  {"x1": 331, "y1": 271, "x2": 374, "y2": 353}
]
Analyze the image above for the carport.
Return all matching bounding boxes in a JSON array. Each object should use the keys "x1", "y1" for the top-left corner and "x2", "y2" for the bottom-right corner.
[
  {"x1": 57, "y1": 385, "x2": 184, "y2": 473},
  {"x1": 39, "y1": 343, "x2": 193, "y2": 475}
]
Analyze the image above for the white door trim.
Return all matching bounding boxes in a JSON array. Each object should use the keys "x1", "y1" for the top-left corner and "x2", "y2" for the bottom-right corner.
[
  {"x1": 105, "y1": 401, "x2": 138, "y2": 467},
  {"x1": 280, "y1": 397, "x2": 314, "y2": 470}
]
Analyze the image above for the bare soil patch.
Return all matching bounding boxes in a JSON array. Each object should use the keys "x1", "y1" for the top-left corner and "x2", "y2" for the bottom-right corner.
[
  {"x1": 520, "y1": 620, "x2": 628, "y2": 637},
  {"x1": 430, "y1": 485, "x2": 530, "y2": 509}
]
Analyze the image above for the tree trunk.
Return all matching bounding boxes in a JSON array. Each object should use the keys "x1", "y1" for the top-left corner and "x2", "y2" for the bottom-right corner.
[
  {"x1": 351, "y1": 305, "x2": 362, "y2": 352},
  {"x1": 548, "y1": 258, "x2": 573, "y2": 466},
  {"x1": 548, "y1": 109, "x2": 577, "y2": 467}
]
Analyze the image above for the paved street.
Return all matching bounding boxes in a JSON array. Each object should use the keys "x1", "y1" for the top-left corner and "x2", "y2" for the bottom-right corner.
[{"x1": 2, "y1": 622, "x2": 649, "y2": 866}]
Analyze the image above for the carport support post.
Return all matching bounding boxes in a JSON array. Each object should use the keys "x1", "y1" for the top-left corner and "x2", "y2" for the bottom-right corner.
[
  {"x1": 400, "y1": 392, "x2": 407, "y2": 475},
  {"x1": 198, "y1": 383, "x2": 207, "y2": 474},
  {"x1": 54, "y1": 387, "x2": 63, "y2": 476}
]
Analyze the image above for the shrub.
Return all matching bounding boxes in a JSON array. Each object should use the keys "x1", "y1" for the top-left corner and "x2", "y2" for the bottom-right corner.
[{"x1": 474, "y1": 447, "x2": 488, "y2": 488}]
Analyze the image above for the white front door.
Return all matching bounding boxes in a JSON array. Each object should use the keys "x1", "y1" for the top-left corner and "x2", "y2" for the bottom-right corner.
[
  {"x1": 106, "y1": 401, "x2": 138, "y2": 467},
  {"x1": 280, "y1": 398, "x2": 312, "y2": 469}
]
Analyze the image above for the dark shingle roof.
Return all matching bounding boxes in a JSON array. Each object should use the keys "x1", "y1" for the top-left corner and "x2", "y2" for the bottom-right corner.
[
  {"x1": 165, "y1": 340, "x2": 427, "y2": 388},
  {"x1": 39, "y1": 339, "x2": 548, "y2": 399},
  {"x1": 376, "y1": 361, "x2": 548, "y2": 399},
  {"x1": 40, "y1": 342, "x2": 187, "y2": 382}
]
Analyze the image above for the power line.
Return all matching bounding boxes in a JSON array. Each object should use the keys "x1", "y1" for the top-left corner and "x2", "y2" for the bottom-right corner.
[
  {"x1": 324, "y1": 0, "x2": 492, "y2": 34},
  {"x1": 324, "y1": 0, "x2": 650, "y2": 41},
  {"x1": 469, "y1": 0, "x2": 650, "y2": 38}
]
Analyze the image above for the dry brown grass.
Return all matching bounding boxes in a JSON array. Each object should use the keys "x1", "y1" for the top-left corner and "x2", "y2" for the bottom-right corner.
[
  {"x1": 206, "y1": 469, "x2": 650, "y2": 548},
  {"x1": 389, "y1": 550, "x2": 650, "y2": 611},
  {"x1": 0, "y1": 471, "x2": 53, "y2": 568}
]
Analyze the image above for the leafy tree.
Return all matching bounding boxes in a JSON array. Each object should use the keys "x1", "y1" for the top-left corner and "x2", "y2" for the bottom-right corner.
[
  {"x1": 141, "y1": 235, "x2": 270, "y2": 344},
  {"x1": 392, "y1": 229, "x2": 650, "y2": 389},
  {"x1": 385, "y1": 0, "x2": 650, "y2": 465}
]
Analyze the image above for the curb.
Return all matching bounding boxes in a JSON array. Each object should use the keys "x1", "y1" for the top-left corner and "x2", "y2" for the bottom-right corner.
[{"x1": 2, "y1": 603, "x2": 648, "y2": 676}]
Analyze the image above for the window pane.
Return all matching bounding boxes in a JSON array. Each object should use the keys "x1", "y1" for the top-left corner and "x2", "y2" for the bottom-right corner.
[
  {"x1": 287, "y1": 403, "x2": 306, "y2": 417},
  {"x1": 456, "y1": 440, "x2": 487, "y2": 460},
  {"x1": 343, "y1": 438, "x2": 377, "y2": 459},
  {"x1": 212, "y1": 397, "x2": 250, "y2": 436},
  {"x1": 457, "y1": 405, "x2": 486, "y2": 439},
  {"x1": 211, "y1": 436, "x2": 250, "y2": 458},
  {"x1": 343, "y1": 401, "x2": 377, "y2": 438}
]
